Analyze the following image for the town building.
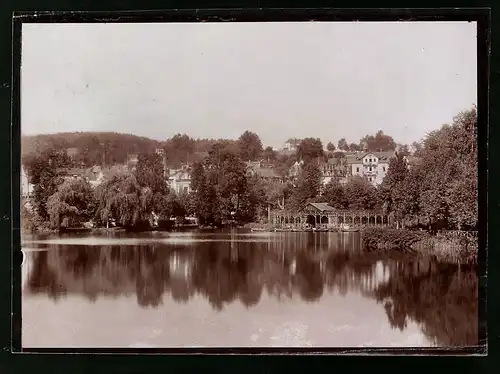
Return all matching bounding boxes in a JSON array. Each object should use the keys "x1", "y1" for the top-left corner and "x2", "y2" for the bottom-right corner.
[
  {"x1": 346, "y1": 151, "x2": 396, "y2": 185},
  {"x1": 127, "y1": 154, "x2": 139, "y2": 172},
  {"x1": 58, "y1": 164, "x2": 127, "y2": 188},
  {"x1": 168, "y1": 168, "x2": 192, "y2": 194},
  {"x1": 288, "y1": 160, "x2": 304, "y2": 179},
  {"x1": 403, "y1": 154, "x2": 420, "y2": 170},
  {"x1": 318, "y1": 158, "x2": 350, "y2": 186},
  {"x1": 281, "y1": 138, "x2": 301, "y2": 152},
  {"x1": 245, "y1": 160, "x2": 282, "y2": 181},
  {"x1": 21, "y1": 165, "x2": 34, "y2": 198},
  {"x1": 66, "y1": 147, "x2": 79, "y2": 160}
]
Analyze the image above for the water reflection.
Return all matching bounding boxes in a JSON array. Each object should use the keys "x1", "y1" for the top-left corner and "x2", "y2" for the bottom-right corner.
[{"x1": 22, "y1": 231, "x2": 478, "y2": 347}]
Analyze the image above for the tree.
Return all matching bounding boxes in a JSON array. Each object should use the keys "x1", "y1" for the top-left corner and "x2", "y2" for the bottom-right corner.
[
  {"x1": 417, "y1": 107, "x2": 477, "y2": 230},
  {"x1": 321, "y1": 180, "x2": 348, "y2": 209},
  {"x1": 46, "y1": 178, "x2": 96, "y2": 229},
  {"x1": 411, "y1": 141, "x2": 423, "y2": 156},
  {"x1": 378, "y1": 153, "x2": 412, "y2": 227},
  {"x1": 261, "y1": 178, "x2": 288, "y2": 210},
  {"x1": 396, "y1": 144, "x2": 410, "y2": 157},
  {"x1": 289, "y1": 163, "x2": 322, "y2": 210},
  {"x1": 135, "y1": 152, "x2": 167, "y2": 195},
  {"x1": 344, "y1": 176, "x2": 377, "y2": 210},
  {"x1": 190, "y1": 143, "x2": 249, "y2": 225},
  {"x1": 163, "y1": 133, "x2": 196, "y2": 169},
  {"x1": 24, "y1": 149, "x2": 68, "y2": 220},
  {"x1": 239, "y1": 175, "x2": 266, "y2": 222},
  {"x1": 237, "y1": 131, "x2": 263, "y2": 161},
  {"x1": 349, "y1": 143, "x2": 361, "y2": 152},
  {"x1": 297, "y1": 138, "x2": 324, "y2": 163},
  {"x1": 359, "y1": 130, "x2": 396, "y2": 152},
  {"x1": 263, "y1": 146, "x2": 277, "y2": 162},
  {"x1": 337, "y1": 138, "x2": 349, "y2": 151},
  {"x1": 275, "y1": 153, "x2": 297, "y2": 178},
  {"x1": 332, "y1": 151, "x2": 346, "y2": 159},
  {"x1": 190, "y1": 163, "x2": 217, "y2": 225},
  {"x1": 218, "y1": 151, "x2": 248, "y2": 220},
  {"x1": 94, "y1": 172, "x2": 154, "y2": 228},
  {"x1": 177, "y1": 191, "x2": 197, "y2": 217},
  {"x1": 326, "y1": 142, "x2": 336, "y2": 152}
]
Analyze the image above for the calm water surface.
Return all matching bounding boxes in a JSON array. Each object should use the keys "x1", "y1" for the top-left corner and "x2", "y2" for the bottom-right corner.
[{"x1": 21, "y1": 230, "x2": 478, "y2": 348}]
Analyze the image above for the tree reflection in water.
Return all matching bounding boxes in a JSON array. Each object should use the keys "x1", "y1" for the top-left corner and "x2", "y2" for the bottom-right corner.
[{"x1": 23, "y1": 232, "x2": 478, "y2": 347}]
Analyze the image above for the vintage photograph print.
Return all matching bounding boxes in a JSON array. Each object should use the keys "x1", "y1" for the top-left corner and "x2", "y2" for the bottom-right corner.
[{"x1": 19, "y1": 16, "x2": 482, "y2": 351}]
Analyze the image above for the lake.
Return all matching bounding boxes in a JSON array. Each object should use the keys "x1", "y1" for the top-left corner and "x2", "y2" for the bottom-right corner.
[{"x1": 21, "y1": 230, "x2": 478, "y2": 348}]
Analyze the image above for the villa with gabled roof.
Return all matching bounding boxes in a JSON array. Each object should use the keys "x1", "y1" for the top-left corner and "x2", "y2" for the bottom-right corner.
[{"x1": 346, "y1": 150, "x2": 396, "y2": 185}]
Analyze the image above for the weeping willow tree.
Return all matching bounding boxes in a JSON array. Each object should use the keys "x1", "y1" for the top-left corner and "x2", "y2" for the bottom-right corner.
[
  {"x1": 46, "y1": 178, "x2": 96, "y2": 229},
  {"x1": 95, "y1": 172, "x2": 143, "y2": 227},
  {"x1": 94, "y1": 170, "x2": 176, "y2": 228}
]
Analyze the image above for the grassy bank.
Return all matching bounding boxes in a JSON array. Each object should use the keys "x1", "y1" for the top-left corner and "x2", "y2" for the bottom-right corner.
[{"x1": 362, "y1": 227, "x2": 478, "y2": 264}]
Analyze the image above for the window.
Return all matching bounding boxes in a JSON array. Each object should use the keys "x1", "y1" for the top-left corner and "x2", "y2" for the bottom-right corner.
[
  {"x1": 383, "y1": 167, "x2": 386, "y2": 172},
  {"x1": 369, "y1": 177, "x2": 372, "y2": 182},
  {"x1": 356, "y1": 167, "x2": 359, "y2": 173},
  {"x1": 183, "y1": 187, "x2": 188, "y2": 193},
  {"x1": 369, "y1": 166, "x2": 372, "y2": 171}
]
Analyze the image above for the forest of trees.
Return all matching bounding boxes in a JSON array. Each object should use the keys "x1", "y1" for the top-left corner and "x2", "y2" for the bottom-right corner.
[
  {"x1": 21, "y1": 128, "x2": 404, "y2": 172},
  {"x1": 21, "y1": 106, "x2": 477, "y2": 232}
]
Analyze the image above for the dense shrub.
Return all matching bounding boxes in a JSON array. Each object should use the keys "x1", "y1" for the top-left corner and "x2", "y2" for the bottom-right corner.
[
  {"x1": 362, "y1": 227, "x2": 478, "y2": 264},
  {"x1": 362, "y1": 227, "x2": 427, "y2": 251}
]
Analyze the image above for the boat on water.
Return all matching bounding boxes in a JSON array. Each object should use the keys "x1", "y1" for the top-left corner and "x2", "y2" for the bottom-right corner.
[
  {"x1": 251, "y1": 227, "x2": 269, "y2": 232},
  {"x1": 340, "y1": 224, "x2": 359, "y2": 232},
  {"x1": 312, "y1": 227, "x2": 329, "y2": 232}
]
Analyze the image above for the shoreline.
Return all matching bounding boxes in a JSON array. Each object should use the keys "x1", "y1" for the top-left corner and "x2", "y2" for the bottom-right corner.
[
  {"x1": 361, "y1": 227, "x2": 478, "y2": 265},
  {"x1": 22, "y1": 224, "x2": 478, "y2": 265}
]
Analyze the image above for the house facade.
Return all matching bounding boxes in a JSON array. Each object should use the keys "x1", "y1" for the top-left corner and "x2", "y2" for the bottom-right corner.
[
  {"x1": 288, "y1": 160, "x2": 304, "y2": 179},
  {"x1": 346, "y1": 151, "x2": 395, "y2": 185},
  {"x1": 127, "y1": 154, "x2": 139, "y2": 172},
  {"x1": 319, "y1": 158, "x2": 349, "y2": 186},
  {"x1": 21, "y1": 166, "x2": 34, "y2": 198},
  {"x1": 169, "y1": 169, "x2": 192, "y2": 194},
  {"x1": 58, "y1": 164, "x2": 127, "y2": 189},
  {"x1": 403, "y1": 155, "x2": 420, "y2": 170},
  {"x1": 281, "y1": 138, "x2": 300, "y2": 152}
]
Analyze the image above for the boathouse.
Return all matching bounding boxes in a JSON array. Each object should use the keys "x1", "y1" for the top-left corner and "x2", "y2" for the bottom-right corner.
[{"x1": 271, "y1": 202, "x2": 390, "y2": 228}]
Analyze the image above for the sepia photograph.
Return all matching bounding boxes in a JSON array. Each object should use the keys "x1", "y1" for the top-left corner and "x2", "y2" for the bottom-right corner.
[{"x1": 19, "y1": 18, "x2": 480, "y2": 350}]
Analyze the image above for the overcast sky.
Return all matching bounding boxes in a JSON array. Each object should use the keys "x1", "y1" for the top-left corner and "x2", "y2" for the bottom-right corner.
[{"x1": 21, "y1": 21, "x2": 477, "y2": 149}]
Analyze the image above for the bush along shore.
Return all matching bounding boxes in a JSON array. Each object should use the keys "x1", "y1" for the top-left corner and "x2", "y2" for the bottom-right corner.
[{"x1": 361, "y1": 227, "x2": 478, "y2": 264}]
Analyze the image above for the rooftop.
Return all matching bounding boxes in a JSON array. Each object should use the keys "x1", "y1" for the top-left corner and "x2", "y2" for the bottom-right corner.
[
  {"x1": 345, "y1": 151, "x2": 396, "y2": 164},
  {"x1": 254, "y1": 167, "x2": 280, "y2": 179},
  {"x1": 299, "y1": 202, "x2": 337, "y2": 213}
]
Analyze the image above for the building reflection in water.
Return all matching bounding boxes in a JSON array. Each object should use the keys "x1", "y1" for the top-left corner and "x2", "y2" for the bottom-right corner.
[{"x1": 23, "y1": 232, "x2": 478, "y2": 347}]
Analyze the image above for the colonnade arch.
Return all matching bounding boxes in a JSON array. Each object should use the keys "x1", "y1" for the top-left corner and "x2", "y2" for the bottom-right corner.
[{"x1": 271, "y1": 209, "x2": 391, "y2": 229}]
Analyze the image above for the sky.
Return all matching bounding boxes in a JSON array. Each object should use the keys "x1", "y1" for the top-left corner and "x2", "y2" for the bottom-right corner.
[{"x1": 21, "y1": 21, "x2": 477, "y2": 149}]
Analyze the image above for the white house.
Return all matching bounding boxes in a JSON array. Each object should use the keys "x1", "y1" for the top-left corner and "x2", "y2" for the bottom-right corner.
[
  {"x1": 281, "y1": 138, "x2": 300, "y2": 152},
  {"x1": 21, "y1": 166, "x2": 34, "y2": 198},
  {"x1": 346, "y1": 151, "x2": 395, "y2": 186},
  {"x1": 169, "y1": 169, "x2": 192, "y2": 194},
  {"x1": 288, "y1": 160, "x2": 304, "y2": 179}
]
